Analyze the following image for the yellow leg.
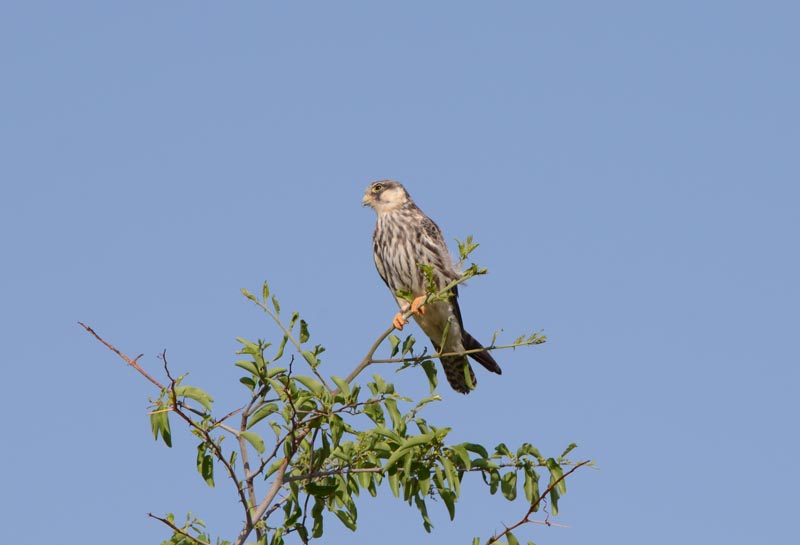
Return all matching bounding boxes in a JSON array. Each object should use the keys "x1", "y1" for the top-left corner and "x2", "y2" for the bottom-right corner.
[
  {"x1": 410, "y1": 295, "x2": 426, "y2": 316},
  {"x1": 393, "y1": 296, "x2": 426, "y2": 330},
  {"x1": 393, "y1": 312, "x2": 408, "y2": 330}
]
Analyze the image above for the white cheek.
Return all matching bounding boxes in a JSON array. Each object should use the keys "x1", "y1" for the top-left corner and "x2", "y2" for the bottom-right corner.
[{"x1": 383, "y1": 189, "x2": 404, "y2": 206}]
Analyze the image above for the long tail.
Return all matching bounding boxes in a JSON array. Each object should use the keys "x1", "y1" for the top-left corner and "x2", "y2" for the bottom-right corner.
[{"x1": 463, "y1": 331, "x2": 502, "y2": 375}]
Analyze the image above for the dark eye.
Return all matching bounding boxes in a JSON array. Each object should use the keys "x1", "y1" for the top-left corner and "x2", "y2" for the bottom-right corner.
[{"x1": 372, "y1": 184, "x2": 383, "y2": 192}]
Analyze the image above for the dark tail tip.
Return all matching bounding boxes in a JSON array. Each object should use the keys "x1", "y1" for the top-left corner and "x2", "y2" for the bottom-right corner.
[{"x1": 463, "y1": 332, "x2": 502, "y2": 375}]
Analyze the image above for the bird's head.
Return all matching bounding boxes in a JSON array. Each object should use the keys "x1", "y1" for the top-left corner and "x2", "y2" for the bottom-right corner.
[{"x1": 361, "y1": 180, "x2": 411, "y2": 214}]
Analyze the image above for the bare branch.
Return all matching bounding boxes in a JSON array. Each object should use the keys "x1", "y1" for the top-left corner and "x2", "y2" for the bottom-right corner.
[
  {"x1": 234, "y1": 457, "x2": 291, "y2": 545},
  {"x1": 79, "y1": 322, "x2": 164, "y2": 389},
  {"x1": 158, "y1": 351, "x2": 255, "y2": 536},
  {"x1": 343, "y1": 323, "x2": 396, "y2": 387}
]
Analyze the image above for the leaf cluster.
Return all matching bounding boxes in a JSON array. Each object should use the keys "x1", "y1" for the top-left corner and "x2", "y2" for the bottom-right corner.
[{"x1": 90, "y1": 241, "x2": 589, "y2": 545}]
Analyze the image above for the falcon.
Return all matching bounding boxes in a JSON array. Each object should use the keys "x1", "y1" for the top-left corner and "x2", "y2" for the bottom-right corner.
[{"x1": 362, "y1": 180, "x2": 502, "y2": 393}]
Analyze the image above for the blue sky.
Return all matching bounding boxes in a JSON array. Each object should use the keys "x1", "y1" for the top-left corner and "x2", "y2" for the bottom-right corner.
[{"x1": 2, "y1": 2, "x2": 798, "y2": 544}]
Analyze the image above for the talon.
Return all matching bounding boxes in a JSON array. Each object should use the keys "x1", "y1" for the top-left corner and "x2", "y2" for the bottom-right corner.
[
  {"x1": 392, "y1": 312, "x2": 408, "y2": 330},
  {"x1": 410, "y1": 295, "x2": 427, "y2": 316}
]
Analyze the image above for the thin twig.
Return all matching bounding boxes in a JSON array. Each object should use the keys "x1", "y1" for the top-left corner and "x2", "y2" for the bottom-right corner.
[
  {"x1": 158, "y1": 351, "x2": 255, "y2": 537},
  {"x1": 147, "y1": 513, "x2": 211, "y2": 545},
  {"x1": 283, "y1": 466, "x2": 384, "y2": 483},
  {"x1": 369, "y1": 340, "x2": 545, "y2": 365},
  {"x1": 485, "y1": 460, "x2": 591, "y2": 545},
  {"x1": 342, "y1": 323, "x2": 395, "y2": 387},
  {"x1": 79, "y1": 322, "x2": 164, "y2": 389}
]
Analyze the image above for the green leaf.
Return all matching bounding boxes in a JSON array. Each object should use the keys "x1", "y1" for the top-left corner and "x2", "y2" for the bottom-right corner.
[
  {"x1": 501, "y1": 471, "x2": 518, "y2": 501},
  {"x1": 384, "y1": 432, "x2": 436, "y2": 472},
  {"x1": 418, "y1": 359, "x2": 437, "y2": 393},
  {"x1": 271, "y1": 295, "x2": 281, "y2": 314},
  {"x1": 273, "y1": 335, "x2": 289, "y2": 361},
  {"x1": 433, "y1": 465, "x2": 445, "y2": 490},
  {"x1": 305, "y1": 482, "x2": 337, "y2": 497},
  {"x1": 450, "y1": 445, "x2": 471, "y2": 470},
  {"x1": 299, "y1": 320, "x2": 310, "y2": 343},
  {"x1": 403, "y1": 446, "x2": 415, "y2": 487},
  {"x1": 456, "y1": 235, "x2": 479, "y2": 260},
  {"x1": 311, "y1": 497, "x2": 324, "y2": 538},
  {"x1": 440, "y1": 488, "x2": 456, "y2": 520},
  {"x1": 363, "y1": 402, "x2": 385, "y2": 425},
  {"x1": 234, "y1": 360, "x2": 259, "y2": 375},
  {"x1": 357, "y1": 470, "x2": 373, "y2": 491},
  {"x1": 494, "y1": 443, "x2": 511, "y2": 457},
  {"x1": 329, "y1": 415, "x2": 344, "y2": 446},
  {"x1": 196, "y1": 443, "x2": 215, "y2": 487},
  {"x1": 471, "y1": 457, "x2": 500, "y2": 470},
  {"x1": 294, "y1": 524, "x2": 309, "y2": 543},
  {"x1": 388, "y1": 334, "x2": 401, "y2": 357},
  {"x1": 247, "y1": 403, "x2": 279, "y2": 429},
  {"x1": 388, "y1": 470, "x2": 400, "y2": 497},
  {"x1": 240, "y1": 431, "x2": 266, "y2": 455},
  {"x1": 261, "y1": 281, "x2": 270, "y2": 301},
  {"x1": 269, "y1": 420, "x2": 282, "y2": 439},
  {"x1": 517, "y1": 442, "x2": 543, "y2": 460},
  {"x1": 370, "y1": 374, "x2": 388, "y2": 394},
  {"x1": 331, "y1": 376, "x2": 350, "y2": 397},
  {"x1": 418, "y1": 466, "x2": 431, "y2": 496},
  {"x1": 546, "y1": 458, "x2": 567, "y2": 495},
  {"x1": 265, "y1": 459, "x2": 284, "y2": 478},
  {"x1": 401, "y1": 335, "x2": 416, "y2": 356},
  {"x1": 269, "y1": 528, "x2": 285, "y2": 545},
  {"x1": 560, "y1": 442, "x2": 578, "y2": 459},
  {"x1": 288, "y1": 311, "x2": 300, "y2": 332},
  {"x1": 302, "y1": 350, "x2": 318, "y2": 368},
  {"x1": 489, "y1": 469, "x2": 500, "y2": 495},
  {"x1": 524, "y1": 466, "x2": 539, "y2": 504},
  {"x1": 150, "y1": 408, "x2": 172, "y2": 448},
  {"x1": 241, "y1": 288, "x2": 256, "y2": 302},
  {"x1": 294, "y1": 375, "x2": 324, "y2": 396},
  {"x1": 414, "y1": 495, "x2": 434, "y2": 532},
  {"x1": 334, "y1": 509, "x2": 356, "y2": 531},
  {"x1": 549, "y1": 486, "x2": 560, "y2": 516},
  {"x1": 462, "y1": 442, "x2": 489, "y2": 459},
  {"x1": 442, "y1": 456, "x2": 460, "y2": 496},
  {"x1": 384, "y1": 399, "x2": 405, "y2": 434},
  {"x1": 174, "y1": 385, "x2": 214, "y2": 412},
  {"x1": 507, "y1": 530, "x2": 520, "y2": 545}
]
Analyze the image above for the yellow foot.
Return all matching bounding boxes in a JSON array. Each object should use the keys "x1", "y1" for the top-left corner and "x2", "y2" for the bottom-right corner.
[
  {"x1": 393, "y1": 312, "x2": 408, "y2": 330},
  {"x1": 410, "y1": 295, "x2": 427, "y2": 316}
]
